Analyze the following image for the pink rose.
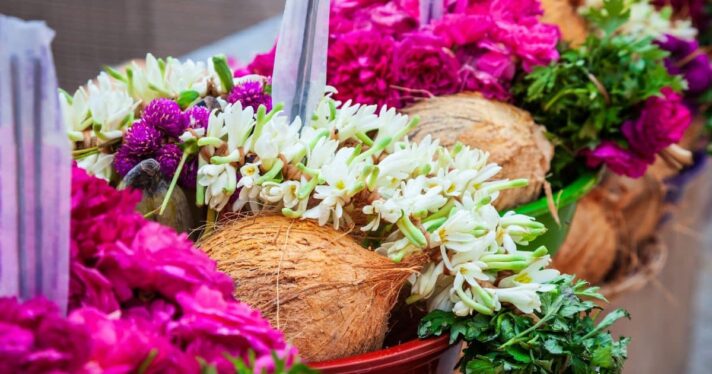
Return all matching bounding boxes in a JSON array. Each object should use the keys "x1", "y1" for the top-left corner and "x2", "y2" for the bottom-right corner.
[
  {"x1": 622, "y1": 87, "x2": 692, "y2": 157},
  {"x1": 392, "y1": 33, "x2": 461, "y2": 104},
  {"x1": 583, "y1": 141, "x2": 651, "y2": 178},
  {"x1": 327, "y1": 30, "x2": 400, "y2": 106}
]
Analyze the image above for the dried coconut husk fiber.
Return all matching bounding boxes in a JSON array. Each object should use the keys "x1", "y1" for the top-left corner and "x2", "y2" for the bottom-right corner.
[
  {"x1": 404, "y1": 93, "x2": 554, "y2": 210},
  {"x1": 540, "y1": 0, "x2": 588, "y2": 46},
  {"x1": 199, "y1": 215, "x2": 429, "y2": 362},
  {"x1": 552, "y1": 190, "x2": 620, "y2": 284},
  {"x1": 599, "y1": 237, "x2": 668, "y2": 301}
]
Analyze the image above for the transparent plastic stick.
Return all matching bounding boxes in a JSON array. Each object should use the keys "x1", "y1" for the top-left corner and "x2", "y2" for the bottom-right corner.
[
  {"x1": 271, "y1": 0, "x2": 330, "y2": 126},
  {"x1": 420, "y1": 0, "x2": 445, "y2": 25},
  {"x1": 0, "y1": 15, "x2": 71, "y2": 313}
]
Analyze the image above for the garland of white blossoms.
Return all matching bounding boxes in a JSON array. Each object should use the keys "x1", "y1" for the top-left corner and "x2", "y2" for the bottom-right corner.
[
  {"x1": 63, "y1": 53, "x2": 560, "y2": 317},
  {"x1": 188, "y1": 91, "x2": 559, "y2": 317},
  {"x1": 60, "y1": 53, "x2": 229, "y2": 180}
]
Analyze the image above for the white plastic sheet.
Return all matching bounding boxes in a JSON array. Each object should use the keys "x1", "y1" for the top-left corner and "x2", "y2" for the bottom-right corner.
[
  {"x1": 0, "y1": 15, "x2": 71, "y2": 313},
  {"x1": 272, "y1": 0, "x2": 330, "y2": 125},
  {"x1": 420, "y1": 0, "x2": 445, "y2": 25}
]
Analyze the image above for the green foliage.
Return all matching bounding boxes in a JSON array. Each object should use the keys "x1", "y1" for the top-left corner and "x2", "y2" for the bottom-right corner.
[
  {"x1": 199, "y1": 352, "x2": 318, "y2": 374},
  {"x1": 512, "y1": 0, "x2": 685, "y2": 186},
  {"x1": 419, "y1": 276, "x2": 630, "y2": 374}
]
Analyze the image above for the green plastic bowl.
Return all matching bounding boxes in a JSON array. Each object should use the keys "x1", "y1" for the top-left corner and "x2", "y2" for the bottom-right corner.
[{"x1": 513, "y1": 173, "x2": 599, "y2": 255}]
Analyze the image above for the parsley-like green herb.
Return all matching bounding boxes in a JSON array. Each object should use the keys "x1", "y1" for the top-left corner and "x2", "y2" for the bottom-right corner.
[
  {"x1": 418, "y1": 275, "x2": 630, "y2": 374},
  {"x1": 512, "y1": 0, "x2": 685, "y2": 187}
]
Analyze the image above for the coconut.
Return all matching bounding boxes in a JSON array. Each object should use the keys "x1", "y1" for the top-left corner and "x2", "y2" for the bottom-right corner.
[
  {"x1": 199, "y1": 215, "x2": 427, "y2": 362},
  {"x1": 540, "y1": 0, "x2": 588, "y2": 46},
  {"x1": 404, "y1": 93, "x2": 554, "y2": 210},
  {"x1": 552, "y1": 192, "x2": 619, "y2": 284}
]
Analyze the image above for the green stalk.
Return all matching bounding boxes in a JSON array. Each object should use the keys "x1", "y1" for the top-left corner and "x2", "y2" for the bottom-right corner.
[
  {"x1": 255, "y1": 159, "x2": 284, "y2": 185},
  {"x1": 422, "y1": 200, "x2": 455, "y2": 224},
  {"x1": 159, "y1": 151, "x2": 189, "y2": 215},
  {"x1": 396, "y1": 214, "x2": 427, "y2": 248}
]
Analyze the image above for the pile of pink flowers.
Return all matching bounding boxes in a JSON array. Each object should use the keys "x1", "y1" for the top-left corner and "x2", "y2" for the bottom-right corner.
[
  {"x1": 240, "y1": 0, "x2": 560, "y2": 108},
  {"x1": 0, "y1": 166, "x2": 297, "y2": 373}
]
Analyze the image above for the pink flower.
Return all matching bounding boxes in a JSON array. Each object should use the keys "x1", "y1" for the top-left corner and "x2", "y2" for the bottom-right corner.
[
  {"x1": 583, "y1": 141, "x2": 650, "y2": 178},
  {"x1": 0, "y1": 297, "x2": 91, "y2": 373},
  {"x1": 392, "y1": 33, "x2": 461, "y2": 104},
  {"x1": 171, "y1": 287, "x2": 298, "y2": 374},
  {"x1": 238, "y1": 46, "x2": 276, "y2": 78},
  {"x1": 97, "y1": 222, "x2": 234, "y2": 303},
  {"x1": 457, "y1": 42, "x2": 516, "y2": 101},
  {"x1": 328, "y1": 30, "x2": 400, "y2": 106},
  {"x1": 432, "y1": 14, "x2": 492, "y2": 46},
  {"x1": 69, "y1": 308, "x2": 197, "y2": 374},
  {"x1": 492, "y1": 18, "x2": 560, "y2": 72},
  {"x1": 69, "y1": 262, "x2": 119, "y2": 313},
  {"x1": 622, "y1": 87, "x2": 692, "y2": 157}
]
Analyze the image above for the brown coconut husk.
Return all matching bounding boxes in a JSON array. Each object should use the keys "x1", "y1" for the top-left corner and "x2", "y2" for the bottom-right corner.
[
  {"x1": 198, "y1": 215, "x2": 428, "y2": 362},
  {"x1": 599, "y1": 237, "x2": 668, "y2": 301},
  {"x1": 596, "y1": 172, "x2": 667, "y2": 245},
  {"x1": 540, "y1": 0, "x2": 589, "y2": 46},
  {"x1": 552, "y1": 191, "x2": 620, "y2": 284},
  {"x1": 404, "y1": 93, "x2": 554, "y2": 210}
]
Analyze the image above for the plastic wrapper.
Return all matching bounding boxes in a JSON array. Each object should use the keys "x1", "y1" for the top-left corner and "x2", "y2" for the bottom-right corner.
[
  {"x1": 420, "y1": 0, "x2": 445, "y2": 25},
  {"x1": 272, "y1": 0, "x2": 330, "y2": 124},
  {"x1": 0, "y1": 15, "x2": 71, "y2": 313}
]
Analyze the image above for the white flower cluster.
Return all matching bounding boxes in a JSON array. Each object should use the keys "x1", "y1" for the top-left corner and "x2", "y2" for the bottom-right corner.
[
  {"x1": 61, "y1": 53, "x2": 232, "y2": 180},
  {"x1": 580, "y1": 0, "x2": 697, "y2": 40},
  {"x1": 187, "y1": 92, "x2": 558, "y2": 317}
]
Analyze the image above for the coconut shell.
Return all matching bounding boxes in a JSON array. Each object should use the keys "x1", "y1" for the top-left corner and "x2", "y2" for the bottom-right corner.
[
  {"x1": 199, "y1": 215, "x2": 425, "y2": 362},
  {"x1": 540, "y1": 0, "x2": 588, "y2": 46},
  {"x1": 552, "y1": 192, "x2": 619, "y2": 284},
  {"x1": 404, "y1": 93, "x2": 554, "y2": 210}
]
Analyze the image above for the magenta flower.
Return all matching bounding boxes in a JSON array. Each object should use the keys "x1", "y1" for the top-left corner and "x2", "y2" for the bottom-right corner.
[
  {"x1": 432, "y1": 14, "x2": 492, "y2": 46},
  {"x1": 143, "y1": 98, "x2": 186, "y2": 138},
  {"x1": 0, "y1": 297, "x2": 91, "y2": 373},
  {"x1": 172, "y1": 287, "x2": 298, "y2": 374},
  {"x1": 456, "y1": 42, "x2": 516, "y2": 101},
  {"x1": 657, "y1": 34, "x2": 712, "y2": 96},
  {"x1": 238, "y1": 46, "x2": 276, "y2": 78},
  {"x1": 227, "y1": 81, "x2": 272, "y2": 112},
  {"x1": 583, "y1": 141, "x2": 650, "y2": 178},
  {"x1": 328, "y1": 30, "x2": 400, "y2": 106},
  {"x1": 392, "y1": 33, "x2": 461, "y2": 104},
  {"x1": 122, "y1": 120, "x2": 162, "y2": 157},
  {"x1": 69, "y1": 308, "x2": 198, "y2": 374},
  {"x1": 183, "y1": 106, "x2": 210, "y2": 130},
  {"x1": 97, "y1": 222, "x2": 234, "y2": 303},
  {"x1": 179, "y1": 157, "x2": 198, "y2": 189},
  {"x1": 622, "y1": 87, "x2": 692, "y2": 157},
  {"x1": 156, "y1": 143, "x2": 183, "y2": 180},
  {"x1": 69, "y1": 262, "x2": 119, "y2": 313},
  {"x1": 113, "y1": 146, "x2": 141, "y2": 178}
]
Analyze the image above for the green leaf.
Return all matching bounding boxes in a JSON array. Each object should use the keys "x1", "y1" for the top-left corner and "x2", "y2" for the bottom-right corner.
[
  {"x1": 177, "y1": 90, "x2": 200, "y2": 110},
  {"x1": 591, "y1": 344, "x2": 614, "y2": 368},
  {"x1": 544, "y1": 338, "x2": 564, "y2": 355},
  {"x1": 505, "y1": 345, "x2": 532, "y2": 363},
  {"x1": 587, "y1": 0, "x2": 631, "y2": 35},
  {"x1": 466, "y1": 358, "x2": 501, "y2": 374},
  {"x1": 212, "y1": 54, "x2": 235, "y2": 92}
]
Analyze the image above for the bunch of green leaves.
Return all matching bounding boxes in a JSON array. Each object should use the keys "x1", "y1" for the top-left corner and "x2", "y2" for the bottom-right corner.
[
  {"x1": 512, "y1": 0, "x2": 685, "y2": 185},
  {"x1": 198, "y1": 352, "x2": 318, "y2": 374},
  {"x1": 418, "y1": 275, "x2": 630, "y2": 374}
]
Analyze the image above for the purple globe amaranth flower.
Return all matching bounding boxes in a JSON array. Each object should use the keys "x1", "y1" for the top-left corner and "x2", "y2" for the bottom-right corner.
[
  {"x1": 143, "y1": 98, "x2": 186, "y2": 138},
  {"x1": 156, "y1": 143, "x2": 183, "y2": 179},
  {"x1": 622, "y1": 87, "x2": 692, "y2": 157},
  {"x1": 0, "y1": 297, "x2": 91, "y2": 373},
  {"x1": 227, "y1": 81, "x2": 272, "y2": 112},
  {"x1": 657, "y1": 34, "x2": 712, "y2": 95},
  {"x1": 392, "y1": 33, "x2": 462, "y2": 104},
  {"x1": 123, "y1": 120, "x2": 162, "y2": 157},
  {"x1": 113, "y1": 146, "x2": 142, "y2": 177},
  {"x1": 179, "y1": 156, "x2": 198, "y2": 189},
  {"x1": 582, "y1": 141, "x2": 650, "y2": 178},
  {"x1": 183, "y1": 106, "x2": 210, "y2": 130}
]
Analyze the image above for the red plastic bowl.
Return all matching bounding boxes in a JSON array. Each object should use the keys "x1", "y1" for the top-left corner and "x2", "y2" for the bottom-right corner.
[{"x1": 309, "y1": 336, "x2": 461, "y2": 374}]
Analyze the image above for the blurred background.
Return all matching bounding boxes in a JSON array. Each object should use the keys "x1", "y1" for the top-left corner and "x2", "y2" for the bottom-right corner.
[
  {"x1": 0, "y1": 0, "x2": 283, "y2": 89},
  {"x1": 1, "y1": 2, "x2": 712, "y2": 374}
]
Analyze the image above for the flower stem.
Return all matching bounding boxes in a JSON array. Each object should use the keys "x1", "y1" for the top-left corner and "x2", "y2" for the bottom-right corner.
[{"x1": 159, "y1": 151, "x2": 189, "y2": 216}]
